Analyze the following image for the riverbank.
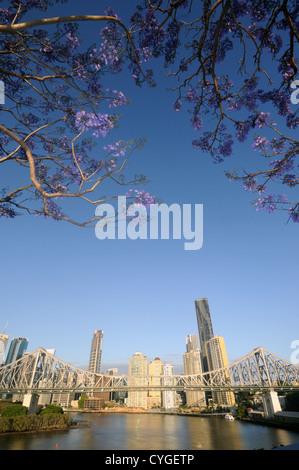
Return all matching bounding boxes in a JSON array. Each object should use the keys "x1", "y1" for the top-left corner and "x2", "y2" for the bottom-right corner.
[
  {"x1": 0, "y1": 413, "x2": 74, "y2": 435},
  {"x1": 241, "y1": 412, "x2": 299, "y2": 432}
]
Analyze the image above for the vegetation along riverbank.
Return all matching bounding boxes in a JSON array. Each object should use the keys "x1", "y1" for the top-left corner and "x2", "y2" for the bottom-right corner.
[{"x1": 0, "y1": 401, "x2": 74, "y2": 434}]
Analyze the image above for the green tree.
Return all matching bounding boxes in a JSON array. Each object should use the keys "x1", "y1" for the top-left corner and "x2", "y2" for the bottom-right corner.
[
  {"x1": 78, "y1": 395, "x2": 89, "y2": 409},
  {"x1": 40, "y1": 404, "x2": 64, "y2": 415},
  {"x1": 0, "y1": 400, "x2": 12, "y2": 413},
  {"x1": 1, "y1": 404, "x2": 27, "y2": 417},
  {"x1": 236, "y1": 404, "x2": 248, "y2": 419},
  {"x1": 235, "y1": 391, "x2": 254, "y2": 418}
]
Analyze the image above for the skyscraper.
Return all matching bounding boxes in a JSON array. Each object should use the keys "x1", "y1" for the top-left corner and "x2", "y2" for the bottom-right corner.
[
  {"x1": 206, "y1": 335, "x2": 235, "y2": 406},
  {"x1": 183, "y1": 334, "x2": 206, "y2": 408},
  {"x1": 186, "y1": 334, "x2": 199, "y2": 352},
  {"x1": 107, "y1": 368, "x2": 119, "y2": 402},
  {"x1": 194, "y1": 297, "x2": 214, "y2": 372},
  {"x1": 5, "y1": 337, "x2": 28, "y2": 365},
  {"x1": 148, "y1": 357, "x2": 163, "y2": 408},
  {"x1": 127, "y1": 351, "x2": 147, "y2": 409},
  {"x1": 161, "y1": 363, "x2": 176, "y2": 409},
  {"x1": 88, "y1": 330, "x2": 103, "y2": 374}
]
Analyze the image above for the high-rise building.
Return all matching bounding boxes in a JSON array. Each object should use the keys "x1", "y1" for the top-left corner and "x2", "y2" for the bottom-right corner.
[
  {"x1": 206, "y1": 336, "x2": 229, "y2": 370},
  {"x1": 183, "y1": 334, "x2": 206, "y2": 408},
  {"x1": 127, "y1": 352, "x2": 147, "y2": 409},
  {"x1": 186, "y1": 334, "x2": 199, "y2": 352},
  {"x1": 0, "y1": 333, "x2": 9, "y2": 365},
  {"x1": 194, "y1": 298, "x2": 214, "y2": 372},
  {"x1": 88, "y1": 330, "x2": 103, "y2": 374},
  {"x1": 107, "y1": 368, "x2": 122, "y2": 402},
  {"x1": 206, "y1": 335, "x2": 235, "y2": 406},
  {"x1": 161, "y1": 363, "x2": 177, "y2": 409},
  {"x1": 148, "y1": 357, "x2": 163, "y2": 408},
  {"x1": 194, "y1": 298, "x2": 235, "y2": 407},
  {"x1": 5, "y1": 337, "x2": 28, "y2": 365}
]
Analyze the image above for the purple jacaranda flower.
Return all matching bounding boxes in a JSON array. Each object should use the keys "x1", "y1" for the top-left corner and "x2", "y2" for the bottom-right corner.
[
  {"x1": 174, "y1": 99, "x2": 182, "y2": 111},
  {"x1": 289, "y1": 206, "x2": 299, "y2": 222},
  {"x1": 190, "y1": 114, "x2": 203, "y2": 130},
  {"x1": 252, "y1": 135, "x2": 269, "y2": 151}
]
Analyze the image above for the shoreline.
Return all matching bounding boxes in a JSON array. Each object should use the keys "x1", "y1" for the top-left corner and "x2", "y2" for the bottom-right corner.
[
  {"x1": 0, "y1": 420, "x2": 85, "y2": 437},
  {"x1": 0, "y1": 413, "x2": 79, "y2": 436}
]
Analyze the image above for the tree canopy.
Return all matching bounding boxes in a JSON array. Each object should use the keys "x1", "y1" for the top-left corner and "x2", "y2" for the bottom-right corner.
[
  {"x1": 0, "y1": 403, "x2": 27, "y2": 416},
  {"x1": 0, "y1": 0, "x2": 298, "y2": 224}
]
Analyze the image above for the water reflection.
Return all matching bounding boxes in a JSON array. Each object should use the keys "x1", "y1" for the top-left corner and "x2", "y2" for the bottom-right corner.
[
  {"x1": 0, "y1": 413, "x2": 299, "y2": 450},
  {"x1": 124, "y1": 414, "x2": 186, "y2": 449}
]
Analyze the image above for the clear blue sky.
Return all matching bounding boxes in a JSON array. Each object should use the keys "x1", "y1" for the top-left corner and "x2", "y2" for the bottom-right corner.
[{"x1": 0, "y1": 0, "x2": 298, "y2": 375}]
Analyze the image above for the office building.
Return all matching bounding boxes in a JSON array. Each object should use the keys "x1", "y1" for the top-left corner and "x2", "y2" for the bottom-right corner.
[
  {"x1": 194, "y1": 297, "x2": 214, "y2": 372},
  {"x1": 186, "y1": 334, "x2": 199, "y2": 352},
  {"x1": 127, "y1": 352, "x2": 147, "y2": 409},
  {"x1": 107, "y1": 368, "x2": 120, "y2": 402},
  {"x1": 88, "y1": 330, "x2": 103, "y2": 374},
  {"x1": 206, "y1": 335, "x2": 235, "y2": 406},
  {"x1": 92, "y1": 373, "x2": 111, "y2": 406},
  {"x1": 148, "y1": 357, "x2": 163, "y2": 408},
  {"x1": 183, "y1": 335, "x2": 206, "y2": 408},
  {"x1": 161, "y1": 363, "x2": 177, "y2": 409},
  {"x1": 5, "y1": 337, "x2": 28, "y2": 365}
]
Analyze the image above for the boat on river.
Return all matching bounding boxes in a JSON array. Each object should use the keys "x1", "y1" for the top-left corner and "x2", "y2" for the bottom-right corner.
[{"x1": 224, "y1": 414, "x2": 234, "y2": 420}]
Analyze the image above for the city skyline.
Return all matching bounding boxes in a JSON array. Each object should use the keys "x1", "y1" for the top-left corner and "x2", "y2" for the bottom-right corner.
[
  {"x1": 1, "y1": 295, "x2": 296, "y2": 374},
  {"x1": 1, "y1": 293, "x2": 296, "y2": 377}
]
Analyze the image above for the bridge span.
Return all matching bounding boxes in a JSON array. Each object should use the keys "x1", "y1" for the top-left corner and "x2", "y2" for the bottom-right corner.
[{"x1": 0, "y1": 346, "x2": 298, "y2": 395}]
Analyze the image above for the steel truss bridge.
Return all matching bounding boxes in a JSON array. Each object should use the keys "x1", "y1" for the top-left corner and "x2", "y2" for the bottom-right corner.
[{"x1": 0, "y1": 347, "x2": 298, "y2": 396}]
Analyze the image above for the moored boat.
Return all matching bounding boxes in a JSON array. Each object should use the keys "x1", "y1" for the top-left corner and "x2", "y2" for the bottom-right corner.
[{"x1": 224, "y1": 414, "x2": 234, "y2": 420}]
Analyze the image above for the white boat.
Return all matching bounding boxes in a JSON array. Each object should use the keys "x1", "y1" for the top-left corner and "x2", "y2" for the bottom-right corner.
[{"x1": 224, "y1": 414, "x2": 234, "y2": 420}]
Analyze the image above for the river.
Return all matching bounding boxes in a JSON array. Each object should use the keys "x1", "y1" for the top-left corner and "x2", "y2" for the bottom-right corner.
[{"x1": 0, "y1": 412, "x2": 298, "y2": 450}]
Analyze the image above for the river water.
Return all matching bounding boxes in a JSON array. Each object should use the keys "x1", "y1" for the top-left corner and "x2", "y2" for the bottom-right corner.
[{"x1": 0, "y1": 412, "x2": 298, "y2": 450}]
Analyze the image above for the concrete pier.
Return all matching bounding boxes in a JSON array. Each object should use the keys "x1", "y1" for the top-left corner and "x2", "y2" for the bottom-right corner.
[{"x1": 22, "y1": 393, "x2": 39, "y2": 414}]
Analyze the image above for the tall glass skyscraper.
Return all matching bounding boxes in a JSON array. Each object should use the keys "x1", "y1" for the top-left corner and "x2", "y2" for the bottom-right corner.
[
  {"x1": 194, "y1": 297, "x2": 214, "y2": 372},
  {"x1": 5, "y1": 337, "x2": 28, "y2": 365},
  {"x1": 88, "y1": 330, "x2": 103, "y2": 374}
]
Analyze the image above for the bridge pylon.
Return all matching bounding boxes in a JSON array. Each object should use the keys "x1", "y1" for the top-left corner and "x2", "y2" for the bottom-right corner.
[
  {"x1": 262, "y1": 390, "x2": 282, "y2": 418},
  {"x1": 22, "y1": 393, "x2": 39, "y2": 414}
]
